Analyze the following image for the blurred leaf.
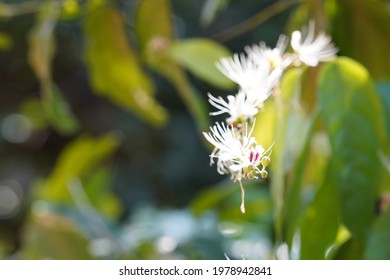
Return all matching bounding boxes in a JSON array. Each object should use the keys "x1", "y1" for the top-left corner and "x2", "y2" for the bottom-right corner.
[
  {"x1": 376, "y1": 81, "x2": 390, "y2": 143},
  {"x1": 0, "y1": 32, "x2": 12, "y2": 50},
  {"x1": 22, "y1": 211, "x2": 92, "y2": 259},
  {"x1": 271, "y1": 67, "x2": 303, "y2": 242},
  {"x1": 40, "y1": 133, "x2": 120, "y2": 203},
  {"x1": 283, "y1": 112, "x2": 324, "y2": 247},
  {"x1": 135, "y1": 0, "x2": 174, "y2": 50},
  {"x1": 28, "y1": 1, "x2": 58, "y2": 83},
  {"x1": 42, "y1": 85, "x2": 79, "y2": 134},
  {"x1": 199, "y1": 0, "x2": 230, "y2": 27},
  {"x1": 300, "y1": 161, "x2": 339, "y2": 259},
  {"x1": 253, "y1": 99, "x2": 276, "y2": 151},
  {"x1": 190, "y1": 180, "x2": 271, "y2": 222},
  {"x1": 330, "y1": 0, "x2": 390, "y2": 79},
  {"x1": 190, "y1": 182, "x2": 236, "y2": 217},
  {"x1": 28, "y1": 0, "x2": 79, "y2": 134},
  {"x1": 84, "y1": 3, "x2": 168, "y2": 127},
  {"x1": 19, "y1": 98, "x2": 48, "y2": 130},
  {"x1": 333, "y1": 237, "x2": 363, "y2": 260},
  {"x1": 318, "y1": 57, "x2": 385, "y2": 242},
  {"x1": 286, "y1": 0, "x2": 328, "y2": 34},
  {"x1": 135, "y1": 0, "x2": 210, "y2": 132},
  {"x1": 169, "y1": 39, "x2": 235, "y2": 90},
  {"x1": 365, "y1": 207, "x2": 390, "y2": 259},
  {"x1": 60, "y1": 0, "x2": 81, "y2": 21},
  {"x1": 300, "y1": 66, "x2": 321, "y2": 115},
  {"x1": 83, "y1": 167, "x2": 121, "y2": 219}
]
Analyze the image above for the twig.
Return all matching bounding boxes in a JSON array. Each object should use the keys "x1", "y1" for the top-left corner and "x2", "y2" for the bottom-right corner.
[{"x1": 211, "y1": 0, "x2": 303, "y2": 42}]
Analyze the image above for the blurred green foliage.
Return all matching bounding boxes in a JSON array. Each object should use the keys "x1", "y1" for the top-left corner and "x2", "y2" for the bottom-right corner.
[{"x1": 0, "y1": 0, "x2": 389, "y2": 260}]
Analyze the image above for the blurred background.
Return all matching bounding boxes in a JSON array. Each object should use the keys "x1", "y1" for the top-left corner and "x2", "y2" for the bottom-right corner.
[
  {"x1": 0, "y1": 0, "x2": 291, "y2": 260},
  {"x1": 0, "y1": 0, "x2": 389, "y2": 260}
]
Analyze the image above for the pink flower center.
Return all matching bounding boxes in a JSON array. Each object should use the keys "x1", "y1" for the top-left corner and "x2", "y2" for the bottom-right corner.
[{"x1": 249, "y1": 150, "x2": 260, "y2": 163}]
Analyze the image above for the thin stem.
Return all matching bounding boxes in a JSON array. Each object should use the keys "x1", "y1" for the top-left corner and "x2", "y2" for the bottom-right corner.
[
  {"x1": 239, "y1": 179, "x2": 246, "y2": 213},
  {"x1": 212, "y1": 0, "x2": 304, "y2": 43}
]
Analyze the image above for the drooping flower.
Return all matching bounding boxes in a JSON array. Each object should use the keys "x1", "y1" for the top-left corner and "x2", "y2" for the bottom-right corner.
[
  {"x1": 202, "y1": 121, "x2": 269, "y2": 182},
  {"x1": 290, "y1": 21, "x2": 338, "y2": 67},
  {"x1": 203, "y1": 121, "x2": 271, "y2": 213}
]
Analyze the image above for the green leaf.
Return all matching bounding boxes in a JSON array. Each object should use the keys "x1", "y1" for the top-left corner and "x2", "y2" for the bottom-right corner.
[
  {"x1": 190, "y1": 181, "x2": 236, "y2": 217},
  {"x1": 190, "y1": 179, "x2": 271, "y2": 223},
  {"x1": 28, "y1": 0, "x2": 79, "y2": 135},
  {"x1": 270, "y1": 68, "x2": 303, "y2": 242},
  {"x1": 43, "y1": 85, "x2": 79, "y2": 134},
  {"x1": 376, "y1": 81, "x2": 390, "y2": 143},
  {"x1": 22, "y1": 211, "x2": 92, "y2": 259},
  {"x1": 59, "y1": 0, "x2": 81, "y2": 21},
  {"x1": 253, "y1": 99, "x2": 276, "y2": 151},
  {"x1": 39, "y1": 133, "x2": 120, "y2": 203},
  {"x1": 83, "y1": 167, "x2": 122, "y2": 219},
  {"x1": 135, "y1": 0, "x2": 174, "y2": 50},
  {"x1": 318, "y1": 57, "x2": 385, "y2": 242},
  {"x1": 300, "y1": 161, "x2": 339, "y2": 259},
  {"x1": 19, "y1": 98, "x2": 48, "y2": 130},
  {"x1": 169, "y1": 39, "x2": 235, "y2": 90},
  {"x1": 28, "y1": 1, "x2": 58, "y2": 83},
  {"x1": 365, "y1": 207, "x2": 390, "y2": 259},
  {"x1": 286, "y1": 0, "x2": 328, "y2": 34},
  {"x1": 135, "y1": 0, "x2": 210, "y2": 132},
  {"x1": 330, "y1": 0, "x2": 390, "y2": 79},
  {"x1": 84, "y1": 3, "x2": 168, "y2": 127},
  {"x1": 333, "y1": 238, "x2": 363, "y2": 260}
]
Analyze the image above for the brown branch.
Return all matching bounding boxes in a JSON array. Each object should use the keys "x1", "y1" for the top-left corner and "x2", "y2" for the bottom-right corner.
[{"x1": 211, "y1": 0, "x2": 304, "y2": 43}]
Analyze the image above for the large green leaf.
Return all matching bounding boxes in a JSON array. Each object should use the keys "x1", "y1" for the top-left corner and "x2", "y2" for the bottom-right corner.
[
  {"x1": 365, "y1": 207, "x2": 390, "y2": 259},
  {"x1": 318, "y1": 57, "x2": 385, "y2": 242},
  {"x1": 28, "y1": 0, "x2": 79, "y2": 134},
  {"x1": 271, "y1": 67, "x2": 307, "y2": 243},
  {"x1": 300, "y1": 161, "x2": 339, "y2": 259},
  {"x1": 84, "y1": 3, "x2": 167, "y2": 127},
  {"x1": 169, "y1": 39, "x2": 235, "y2": 90},
  {"x1": 330, "y1": 0, "x2": 390, "y2": 79},
  {"x1": 333, "y1": 237, "x2": 364, "y2": 260}
]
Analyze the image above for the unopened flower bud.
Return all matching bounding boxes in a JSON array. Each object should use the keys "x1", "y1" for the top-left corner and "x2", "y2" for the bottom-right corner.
[
  {"x1": 261, "y1": 156, "x2": 271, "y2": 168},
  {"x1": 260, "y1": 170, "x2": 268, "y2": 178},
  {"x1": 247, "y1": 171, "x2": 256, "y2": 180}
]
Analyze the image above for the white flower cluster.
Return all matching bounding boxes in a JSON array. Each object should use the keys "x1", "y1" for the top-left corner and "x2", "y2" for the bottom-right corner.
[{"x1": 203, "y1": 22, "x2": 337, "y2": 213}]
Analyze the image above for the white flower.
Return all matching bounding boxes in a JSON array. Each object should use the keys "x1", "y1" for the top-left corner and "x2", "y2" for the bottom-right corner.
[
  {"x1": 245, "y1": 34, "x2": 291, "y2": 70},
  {"x1": 216, "y1": 53, "x2": 282, "y2": 109},
  {"x1": 216, "y1": 53, "x2": 262, "y2": 92},
  {"x1": 202, "y1": 121, "x2": 266, "y2": 181},
  {"x1": 207, "y1": 92, "x2": 258, "y2": 124},
  {"x1": 203, "y1": 121, "x2": 271, "y2": 213},
  {"x1": 291, "y1": 21, "x2": 338, "y2": 67}
]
